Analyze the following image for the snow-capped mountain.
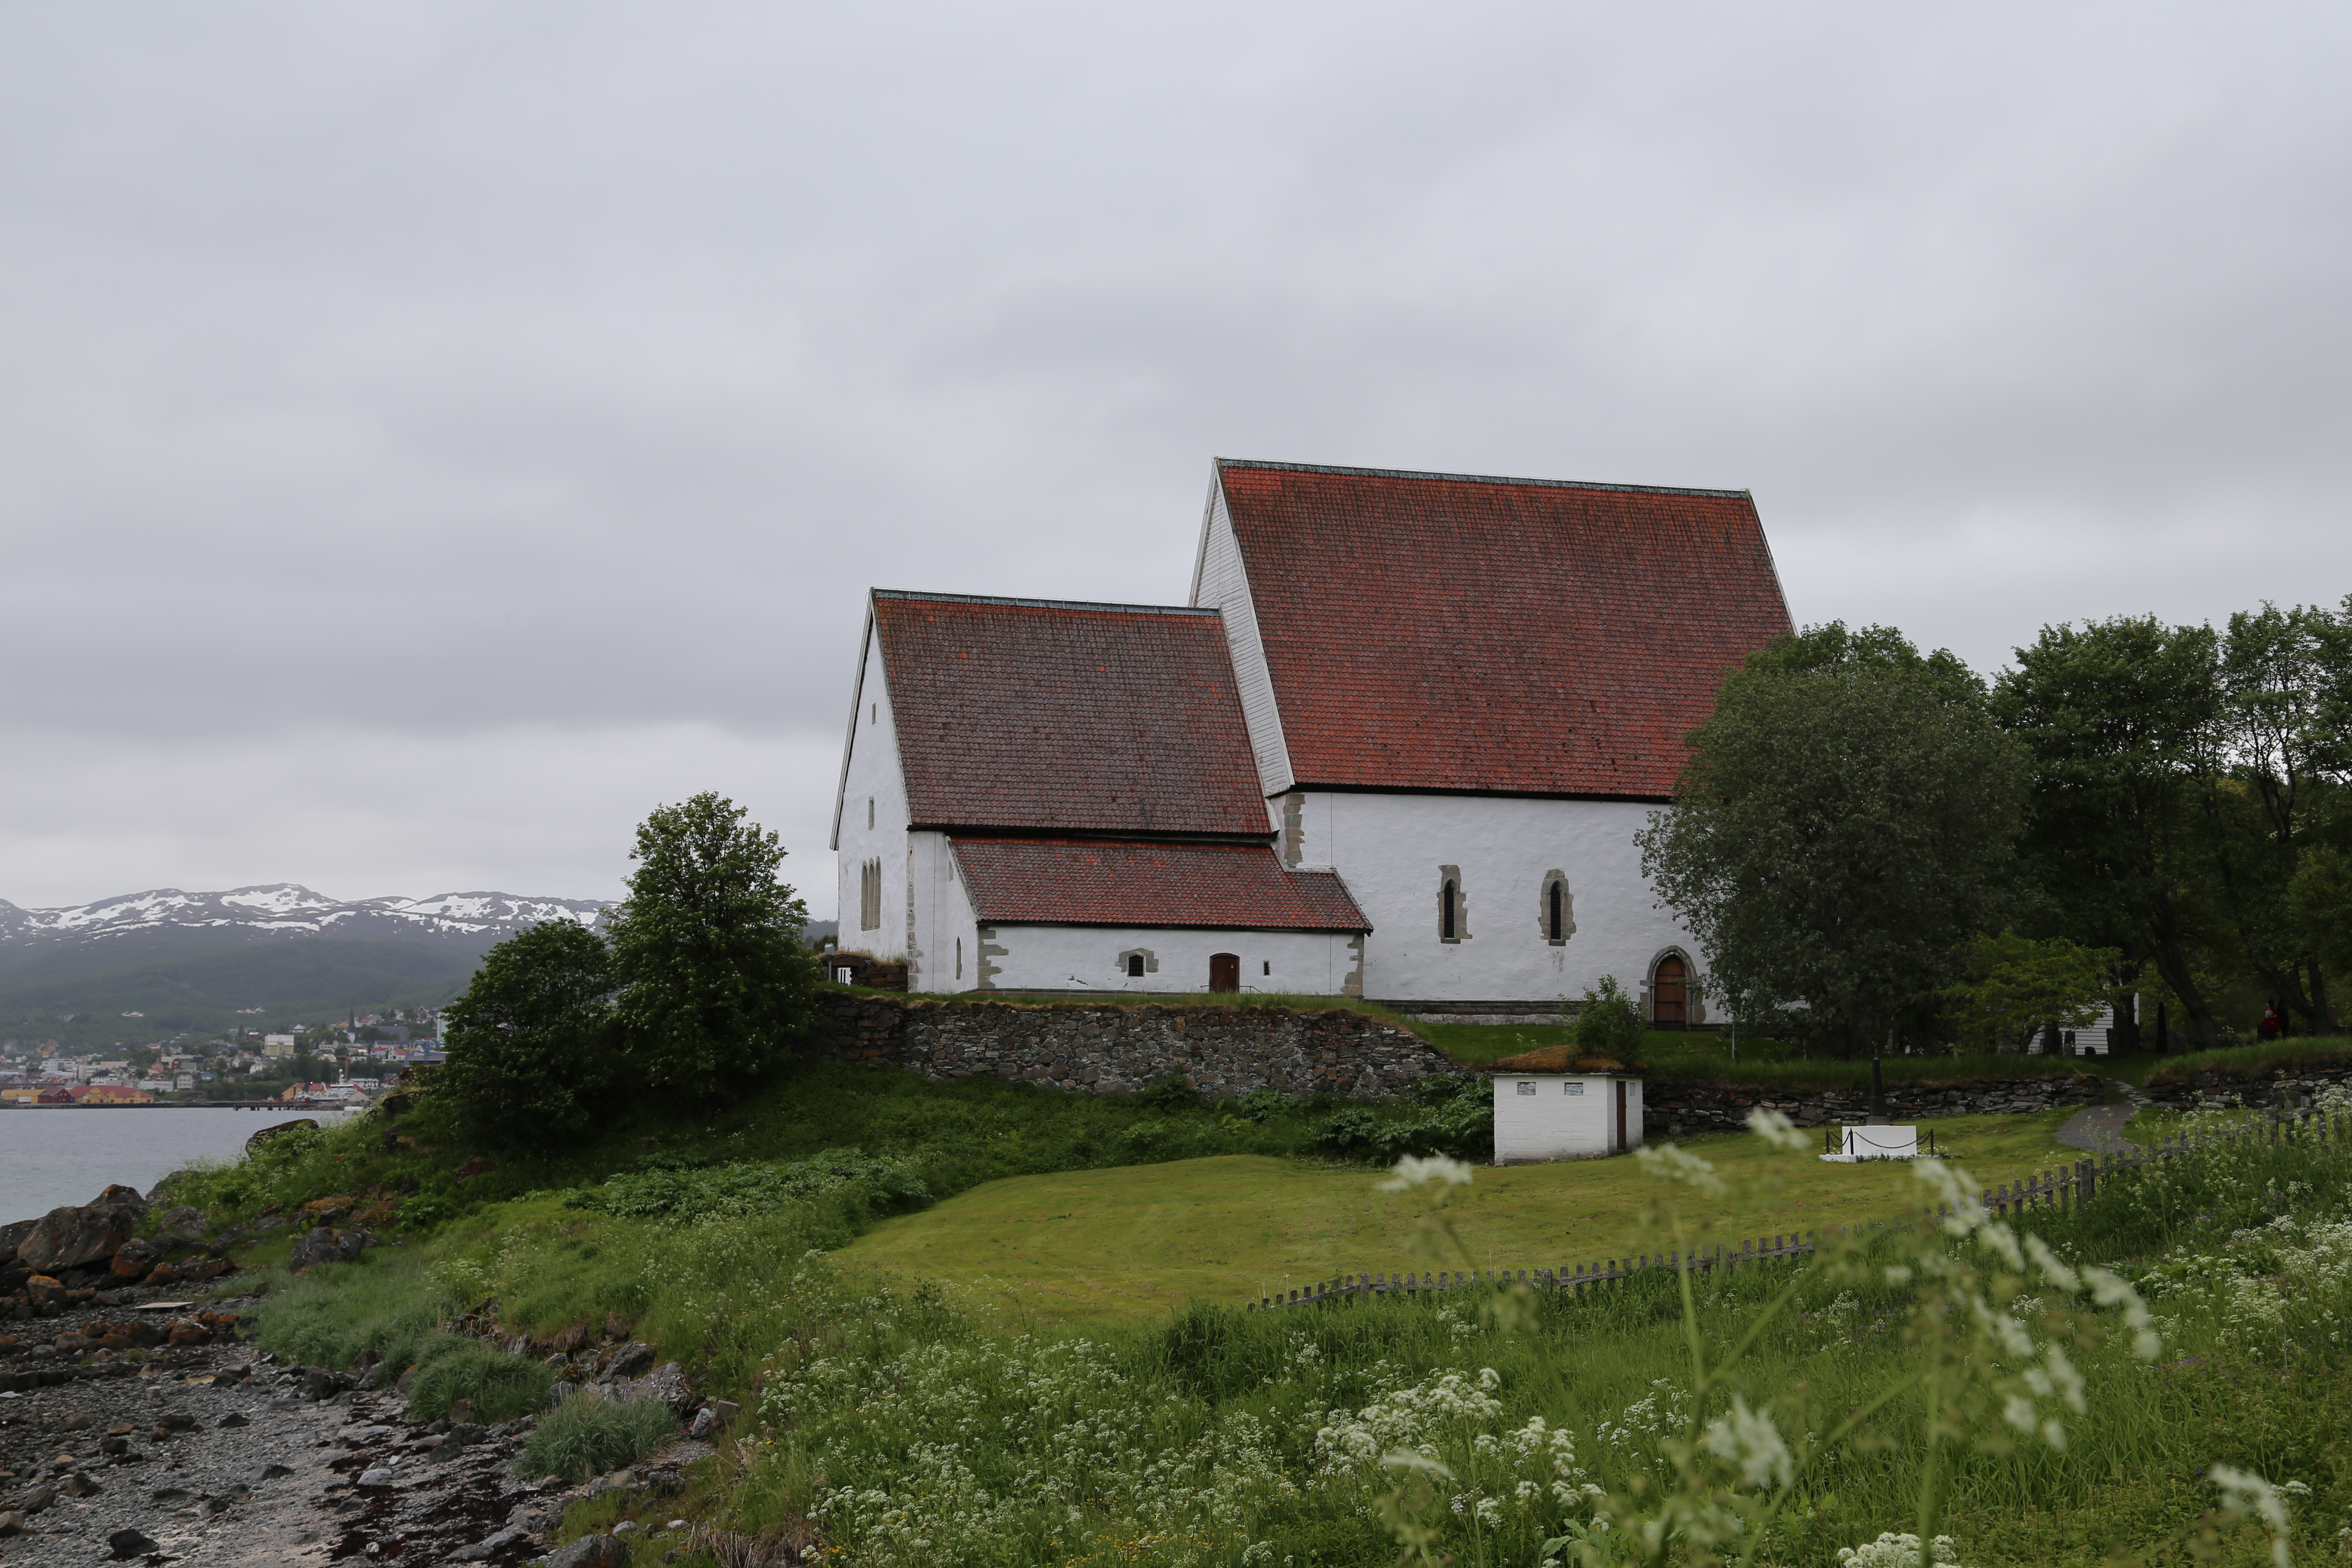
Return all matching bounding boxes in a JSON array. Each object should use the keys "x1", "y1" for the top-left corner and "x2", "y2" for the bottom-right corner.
[{"x1": 0, "y1": 884, "x2": 613, "y2": 949}]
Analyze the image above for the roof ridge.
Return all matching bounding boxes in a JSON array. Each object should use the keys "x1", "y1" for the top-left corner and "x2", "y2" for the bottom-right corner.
[
  {"x1": 1215, "y1": 456, "x2": 1752, "y2": 501},
  {"x1": 874, "y1": 588, "x2": 1216, "y2": 616}
]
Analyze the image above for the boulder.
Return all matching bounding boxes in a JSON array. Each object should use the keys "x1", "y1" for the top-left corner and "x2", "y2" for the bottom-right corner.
[
  {"x1": 18, "y1": 1187, "x2": 147, "y2": 1274},
  {"x1": 110, "y1": 1238, "x2": 162, "y2": 1279},
  {"x1": 627, "y1": 1360, "x2": 695, "y2": 1416},
  {"x1": 0, "y1": 1509, "x2": 23, "y2": 1537},
  {"x1": 106, "y1": 1527, "x2": 159, "y2": 1560},
  {"x1": 288, "y1": 1226, "x2": 375, "y2": 1273},
  {"x1": 601, "y1": 1341, "x2": 657, "y2": 1381},
  {"x1": 0, "y1": 1218, "x2": 37, "y2": 1263},
  {"x1": 244, "y1": 1120, "x2": 317, "y2": 1153},
  {"x1": 546, "y1": 1534, "x2": 630, "y2": 1568},
  {"x1": 153, "y1": 1205, "x2": 207, "y2": 1245}
]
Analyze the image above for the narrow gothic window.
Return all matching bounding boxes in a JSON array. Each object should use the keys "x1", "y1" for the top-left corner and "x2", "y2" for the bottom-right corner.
[
  {"x1": 1549, "y1": 881, "x2": 1564, "y2": 941},
  {"x1": 867, "y1": 797, "x2": 875, "y2": 829},
  {"x1": 1441, "y1": 879, "x2": 1457, "y2": 940},
  {"x1": 1263, "y1": 960, "x2": 1271, "y2": 976},
  {"x1": 956, "y1": 937, "x2": 963, "y2": 980}
]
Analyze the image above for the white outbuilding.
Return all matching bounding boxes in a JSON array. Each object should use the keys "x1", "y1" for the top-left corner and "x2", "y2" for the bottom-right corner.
[{"x1": 1487, "y1": 1045, "x2": 1646, "y2": 1164}]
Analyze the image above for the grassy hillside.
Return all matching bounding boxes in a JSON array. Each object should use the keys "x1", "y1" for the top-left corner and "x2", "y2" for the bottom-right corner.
[
  {"x1": 204, "y1": 1093, "x2": 2350, "y2": 1568},
  {"x1": 836, "y1": 1109, "x2": 2087, "y2": 1326}
]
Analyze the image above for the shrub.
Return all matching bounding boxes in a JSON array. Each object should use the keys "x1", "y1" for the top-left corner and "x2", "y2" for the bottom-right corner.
[
  {"x1": 1310, "y1": 1075, "x2": 1491, "y2": 1162},
  {"x1": 516, "y1": 1388, "x2": 680, "y2": 1482},
  {"x1": 398, "y1": 1334, "x2": 555, "y2": 1423},
  {"x1": 1574, "y1": 975, "x2": 1648, "y2": 1060},
  {"x1": 437, "y1": 919, "x2": 624, "y2": 1148},
  {"x1": 565, "y1": 1149, "x2": 934, "y2": 1225}
]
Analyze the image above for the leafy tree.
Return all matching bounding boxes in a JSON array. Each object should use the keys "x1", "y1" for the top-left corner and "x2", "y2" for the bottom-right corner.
[
  {"x1": 2288, "y1": 846, "x2": 2352, "y2": 1023},
  {"x1": 1637, "y1": 623, "x2": 2029, "y2": 1058},
  {"x1": 608, "y1": 792, "x2": 819, "y2": 1101},
  {"x1": 1939, "y1": 931, "x2": 2119, "y2": 1053},
  {"x1": 1992, "y1": 616, "x2": 2229, "y2": 1049},
  {"x1": 2195, "y1": 602, "x2": 2351, "y2": 1031},
  {"x1": 437, "y1": 919, "x2": 621, "y2": 1147},
  {"x1": 1572, "y1": 976, "x2": 1648, "y2": 1060}
]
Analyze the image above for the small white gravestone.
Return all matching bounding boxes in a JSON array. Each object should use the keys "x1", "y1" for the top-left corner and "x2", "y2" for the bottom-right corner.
[{"x1": 1821, "y1": 1125, "x2": 1919, "y2": 1163}]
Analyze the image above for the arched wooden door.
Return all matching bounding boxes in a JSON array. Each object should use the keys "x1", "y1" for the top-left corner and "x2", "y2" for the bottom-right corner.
[
  {"x1": 1652, "y1": 955, "x2": 1687, "y2": 1027},
  {"x1": 1209, "y1": 953, "x2": 1240, "y2": 993}
]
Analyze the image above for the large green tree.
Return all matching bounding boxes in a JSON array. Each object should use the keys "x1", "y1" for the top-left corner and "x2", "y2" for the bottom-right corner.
[
  {"x1": 609, "y1": 791, "x2": 819, "y2": 1100},
  {"x1": 438, "y1": 918, "x2": 621, "y2": 1147},
  {"x1": 2198, "y1": 603, "x2": 2350, "y2": 1030},
  {"x1": 1636, "y1": 623, "x2": 2030, "y2": 1058},
  {"x1": 1991, "y1": 616, "x2": 2225, "y2": 1048}
]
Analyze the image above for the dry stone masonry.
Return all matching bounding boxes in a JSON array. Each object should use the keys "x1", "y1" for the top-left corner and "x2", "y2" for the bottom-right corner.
[
  {"x1": 1640, "y1": 1074, "x2": 2104, "y2": 1134},
  {"x1": 811, "y1": 993, "x2": 1459, "y2": 1099}
]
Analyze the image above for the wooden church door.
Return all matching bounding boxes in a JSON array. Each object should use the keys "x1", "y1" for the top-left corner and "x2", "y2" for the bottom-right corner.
[
  {"x1": 1209, "y1": 953, "x2": 1240, "y2": 993},
  {"x1": 1652, "y1": 955, "x2": 1687, "y2": 1028}
]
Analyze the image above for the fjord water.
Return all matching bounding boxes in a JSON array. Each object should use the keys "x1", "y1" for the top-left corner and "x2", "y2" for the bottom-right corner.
[{"x1": 0, "y1": 1107, "x2": 329, "y2": 1222}]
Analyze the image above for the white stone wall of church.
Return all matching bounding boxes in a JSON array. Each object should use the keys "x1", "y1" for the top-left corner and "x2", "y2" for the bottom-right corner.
[
  {"x1": 832, "y1": 618, "x2": 913, "y2": 962},
  {"x1": 908, "y1": 830, "x2": 980, "y2": 992},
  {"x1": 1190, "y1": 477, "x2": 1297, "y2": 796},
  {"x1": 1295, "y1": 792, "x2": 1706, "y2": 1008},
  {"x1": 971, "y1": 925, "x2": 1361, "y2": 997}
]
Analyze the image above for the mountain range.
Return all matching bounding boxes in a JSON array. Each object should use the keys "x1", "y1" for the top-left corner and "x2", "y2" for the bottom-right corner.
[{"x1": 0, "y1": 885, "x2": 614, "y2": 1047}]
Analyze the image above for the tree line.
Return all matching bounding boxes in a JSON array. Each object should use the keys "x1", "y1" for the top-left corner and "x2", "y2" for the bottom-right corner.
[{"x1": 1639, "y1": 601, "x2": 2352, "y2": 1057}]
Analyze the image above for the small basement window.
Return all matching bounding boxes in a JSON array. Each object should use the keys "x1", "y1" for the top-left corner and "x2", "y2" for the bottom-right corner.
[
  {"x1": 1262, "y1": 960, "x2": 1270, "y2": 976},
  {"x1": 1516, "y1": 1081, "x2": 1535, "y2": 1096},
  {"x1": 1128, "y1": 954, "x2": 1145, "y2": 977}
]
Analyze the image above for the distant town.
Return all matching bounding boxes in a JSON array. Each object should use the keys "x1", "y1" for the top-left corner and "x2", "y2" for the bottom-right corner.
[{"x1": 0, "y1": 1007, "x2": 446, "y2": 1109}]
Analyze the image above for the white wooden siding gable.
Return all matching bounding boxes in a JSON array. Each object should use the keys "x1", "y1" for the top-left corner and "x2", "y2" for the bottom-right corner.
[{"x1": 1189, "y1": 470, "x2": 1295, "y2": 797}]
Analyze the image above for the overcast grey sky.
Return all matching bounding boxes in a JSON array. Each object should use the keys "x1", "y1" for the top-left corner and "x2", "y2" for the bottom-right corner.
[{"x1": 5, "y1": 3, "x2": 2348, "y2": 917}]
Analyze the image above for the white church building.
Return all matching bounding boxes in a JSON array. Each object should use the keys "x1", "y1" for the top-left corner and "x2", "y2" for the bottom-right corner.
[{"x1": 830, "y1": 459, "x2": 1792, "y2": 1021}]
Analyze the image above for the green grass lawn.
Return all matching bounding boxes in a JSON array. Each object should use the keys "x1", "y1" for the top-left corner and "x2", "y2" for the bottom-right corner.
[{"x1": 836, "y1": 1108, "x2": 2089, "y2": 1327}]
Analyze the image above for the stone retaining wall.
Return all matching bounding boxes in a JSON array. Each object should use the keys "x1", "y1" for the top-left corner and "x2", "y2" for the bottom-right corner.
[
  {"x1": 808, "y1": 992, "x2": 1458, "y2": 1099},
  {"x1": 1642, "y1": 1073, "x2": 2104, "y2": 1134},
  {"x1": 2144, "y1": 1061, "x2": 2352, "y2": 1108}
]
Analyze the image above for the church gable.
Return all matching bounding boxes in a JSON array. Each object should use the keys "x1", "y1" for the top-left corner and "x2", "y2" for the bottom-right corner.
[
  {"x1": 868, "y1": 590, "x2": 1271, "y2": 837},
  {"x1": 1197, "y1": 459, "x2": 1794, "y2": 799}
]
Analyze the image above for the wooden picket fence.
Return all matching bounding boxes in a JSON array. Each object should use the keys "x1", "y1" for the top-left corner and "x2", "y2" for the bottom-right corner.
[{"x1": 1246, "y1": 1101, "x2": 2345, "y2": 1313}]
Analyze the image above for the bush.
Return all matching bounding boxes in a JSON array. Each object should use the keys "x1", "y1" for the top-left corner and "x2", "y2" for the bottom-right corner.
[
  {"x1": 1310, "y1": 1075, "x2": 1491, "y2": 1162},
  {"x1": 565, "y1": 1149, "x2": 934, "y2": 1225},
  {"x1": 1574, "y1": 975, "x2": 1648, "y2": 1060},
  {"x1": 398, "y1": 1334, "x2": 555, "y2": 1422},
  {"x1": 516, "y1": 1388, "x2": 680, "y2": 1482},
  {"x1": 437, "y1": 919, "x2": 624, "y2": 1148}
]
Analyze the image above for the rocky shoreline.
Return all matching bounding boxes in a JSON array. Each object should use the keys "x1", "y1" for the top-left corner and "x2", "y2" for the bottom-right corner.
[{"x1": 3, "y1": 1179, "x2": 733, "y2": 1567}]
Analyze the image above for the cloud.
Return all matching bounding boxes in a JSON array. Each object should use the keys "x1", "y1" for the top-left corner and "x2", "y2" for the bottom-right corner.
[{"x1": 2, "y1": 2, "x2": 2348, "y2": 914}]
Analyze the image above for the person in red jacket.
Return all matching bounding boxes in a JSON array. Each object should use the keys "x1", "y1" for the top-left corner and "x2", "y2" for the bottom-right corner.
[{"x1": 2261, "y1": 1001, "x2": 2284, "y2": 1041}]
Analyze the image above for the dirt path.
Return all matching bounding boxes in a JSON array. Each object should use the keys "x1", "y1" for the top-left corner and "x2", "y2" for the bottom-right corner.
[{"x1": 2055, "y1": 1077, "x2": 2150, "y2": 1153}]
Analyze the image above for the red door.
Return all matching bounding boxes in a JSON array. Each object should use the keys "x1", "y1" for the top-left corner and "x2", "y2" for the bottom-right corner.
[
  {"x1": 1209, "y1": 953, "x2": 1240, "y2": 993},
  {"x1": 1614, "y1": 1079, "x2": 1627, "y2": 1153},
  {"x1": 1652, "y1": 956, "x2": 1687, "y2": 1028}
]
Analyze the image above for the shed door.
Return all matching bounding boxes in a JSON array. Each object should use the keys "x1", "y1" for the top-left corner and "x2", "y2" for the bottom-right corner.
[
  {"x1": 1652, "y1": 955, "x2": 1687, "y2": 1027},
  {"x1": 1614, "y1": 1079, "x2": 1626, "y2": 1152},
  {"x1": 1209, "y1": 953, "x2": 1240, "y2": 993}
]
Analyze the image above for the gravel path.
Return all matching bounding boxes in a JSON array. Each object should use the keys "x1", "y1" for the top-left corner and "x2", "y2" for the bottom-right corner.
[{"x1": 2055, "y1": 1076, "x2": 2151, "y2": 1153}]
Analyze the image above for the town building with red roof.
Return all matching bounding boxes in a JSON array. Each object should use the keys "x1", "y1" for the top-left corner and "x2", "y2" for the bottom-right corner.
[{"x1": 833, "y1": 459, "x2": 1791, "y2": 1015}]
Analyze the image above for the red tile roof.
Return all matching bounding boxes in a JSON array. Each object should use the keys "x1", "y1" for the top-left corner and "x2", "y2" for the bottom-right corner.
[
  {"x1": 951, "y1": 838, "x2": 1369, "y2": 929},
  {"x1": 1213, "y1": 460, "x2": 1794, "y2": 798},
  {"x1": 872, "y1": 592, "x2": 1271, "y2": 836}
]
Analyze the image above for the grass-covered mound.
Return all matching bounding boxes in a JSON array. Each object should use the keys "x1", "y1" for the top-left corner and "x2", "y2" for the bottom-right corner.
[{"x1": 2145, "y1": 1036, "x2": 2352, "y2": 1088}]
